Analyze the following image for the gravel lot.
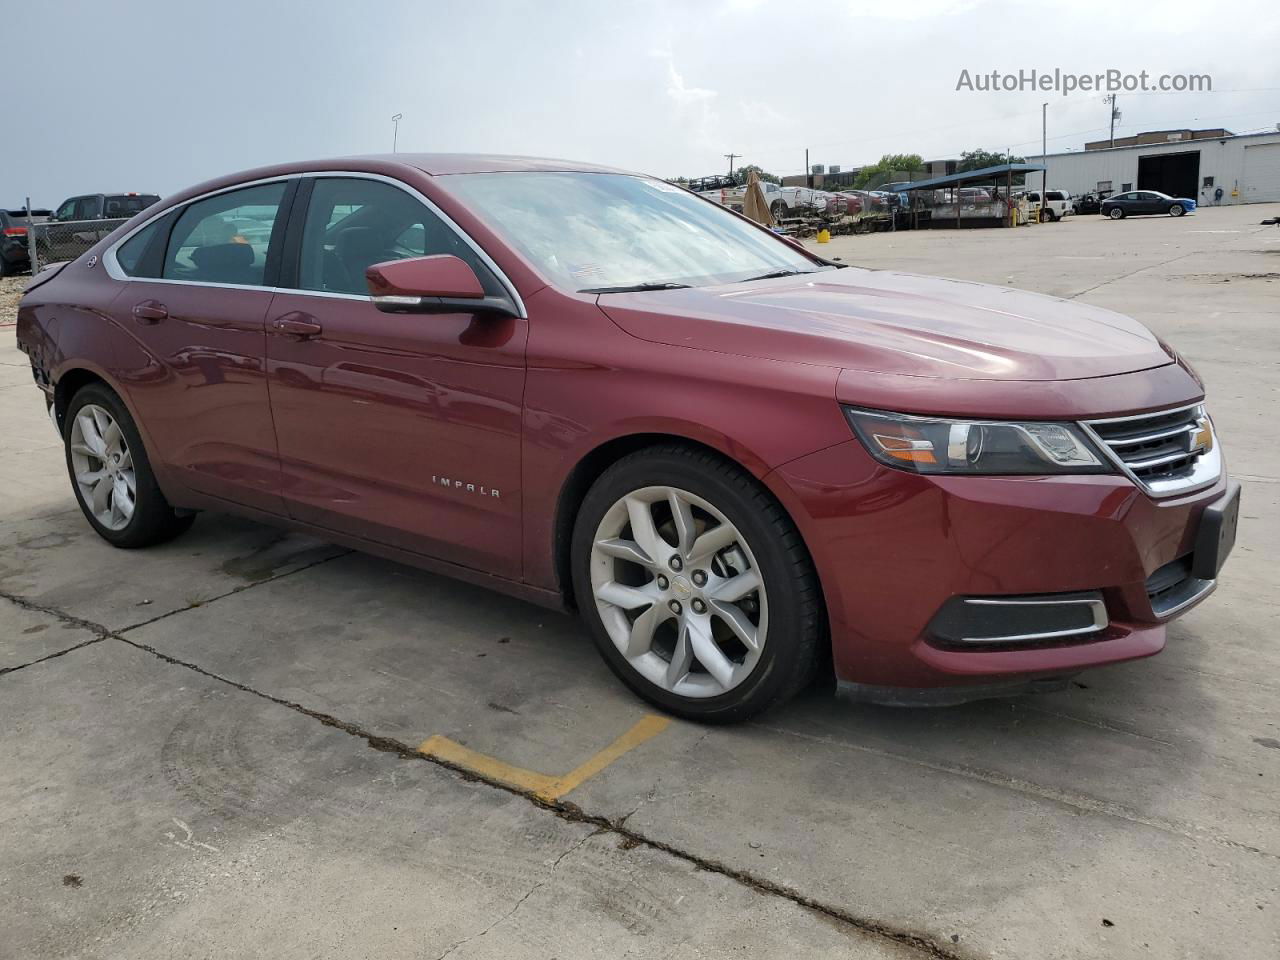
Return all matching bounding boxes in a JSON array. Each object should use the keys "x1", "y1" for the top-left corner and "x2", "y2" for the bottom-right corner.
[
  {"x1": 3, "y1": 205, "x2": 1279, "y2": 960},
  {"x1": 1, "y1": 275, "x2": 23, "y2": 318}
]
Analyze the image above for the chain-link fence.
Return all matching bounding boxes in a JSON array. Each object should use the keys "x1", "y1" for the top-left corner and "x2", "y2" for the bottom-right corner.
[{"x1": 26, "y1": 218, "x2": 130, "y2": 274}]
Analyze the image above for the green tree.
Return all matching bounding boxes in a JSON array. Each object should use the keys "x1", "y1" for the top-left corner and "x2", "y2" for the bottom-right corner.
[
  {"x1": 957, "y1": 148, "x2": 1024, "y2": 172},
  {"x1": 735, "y1": 164, "x2": 780, "y2": 185},
  {"x1": 853, "y1": 153, "x2": 924, "y2": 188}
]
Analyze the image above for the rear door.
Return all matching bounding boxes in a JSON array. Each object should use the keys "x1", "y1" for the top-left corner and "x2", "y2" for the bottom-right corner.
[
  {"x1": 108, "y1": 179, "x2": 295, "y2": 514},
  {"x1": 264, "y1": 174, "x2": 527, "y2": 578}
]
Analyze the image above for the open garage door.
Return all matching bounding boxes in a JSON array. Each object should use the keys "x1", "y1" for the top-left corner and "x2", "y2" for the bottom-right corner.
[
  {"x1": 1138, "y1": 151, "x2": 1200, "y2": 199},
  {"x1": 1242, "y1": 143, "x2": 1280, "y2": 203}
]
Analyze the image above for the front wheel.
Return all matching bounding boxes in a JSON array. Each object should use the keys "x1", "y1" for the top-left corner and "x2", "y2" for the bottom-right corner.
[
  {"x1": 1170, "y1": 204, "x2": 1185, "y2": 217},
  {"x1": 572, "y1": 446, "x2": 823, "y2": 723},
  {"x1": 64, "y1": 383, "x2": 195, "y2": 548},
  {"x1": 1108, "y1": 207, "x2": 1125, "y2": 220}
]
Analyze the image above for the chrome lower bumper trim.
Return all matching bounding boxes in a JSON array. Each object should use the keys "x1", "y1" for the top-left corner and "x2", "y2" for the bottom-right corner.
[{"x1": 1152, "y1": 576, "x2": 1216, "y2": 620}]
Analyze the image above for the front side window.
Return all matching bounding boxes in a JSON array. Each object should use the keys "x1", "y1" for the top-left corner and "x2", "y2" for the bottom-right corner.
[
  {"x1": 296, "y1": 177, "x2": 500, "y2": 296},
  {"x1": 55, "y1": 200, "x2": 76, "y2": 221},
  {"x1": 162, "y1": 182, "x2": 286, "y2": 286},
  {"x1": 438, "y1": 172, "x2": 824, "y2": 292}
]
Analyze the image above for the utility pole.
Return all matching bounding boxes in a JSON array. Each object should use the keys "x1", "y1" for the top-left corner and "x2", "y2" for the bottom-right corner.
[
  {"x1": 805, "y1": 148, "x2": 811, "y2": 189},
  {"x1": 724, "y1": 153, "x2": 740, "y2": 180},
  {"x1": 1104, "y1": 94, "x2": 1120, "y2": 148},
  {"x1": 1041, "y1": 102, "x2": 1048, "y2": 222},
  {"x1": 391, "y1": 113, "x2": 403, "y2": 153}
]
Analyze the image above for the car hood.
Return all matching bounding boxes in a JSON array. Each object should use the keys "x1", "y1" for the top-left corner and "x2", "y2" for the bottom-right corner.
[{"x1": 597, "y1": 267, "x2": 1173, "y2": 381}]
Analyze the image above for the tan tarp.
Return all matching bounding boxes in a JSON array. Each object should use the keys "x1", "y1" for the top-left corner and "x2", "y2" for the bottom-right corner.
[{"x1": 742, "y1": 170, "x2": 777, "y2": 227}]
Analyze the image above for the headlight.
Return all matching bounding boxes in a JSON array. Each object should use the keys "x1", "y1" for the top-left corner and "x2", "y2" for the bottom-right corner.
[{"x1": 844, "y1": 407, "x2": 1109, "y2": 475}]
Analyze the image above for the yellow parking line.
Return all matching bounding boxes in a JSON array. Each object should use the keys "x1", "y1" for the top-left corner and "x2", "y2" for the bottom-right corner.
[{"x1": 418, "y1": 713, "x2": 671, "y2": 803}]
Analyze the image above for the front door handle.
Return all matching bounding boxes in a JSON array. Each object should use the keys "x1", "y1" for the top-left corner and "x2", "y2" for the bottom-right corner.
[
  {"x1": 132, "y1": 300, "x2": 168, "y2": 323},
  {"x1": 271, "y1": 312, "x2": 323, "y2": 339}
]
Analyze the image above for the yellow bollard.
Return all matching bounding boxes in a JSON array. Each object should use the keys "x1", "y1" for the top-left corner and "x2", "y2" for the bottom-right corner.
[{"x1": 817, "y1": 228, "x2": 831, "y2": 244}]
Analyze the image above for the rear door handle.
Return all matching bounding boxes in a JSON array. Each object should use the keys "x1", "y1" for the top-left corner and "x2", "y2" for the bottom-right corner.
[
  {"x1": 132, "y1": 300, "x2": 168, "y2": 323},
  {"x1": 271, "y1": 312, "x2": 323, "y2": 339}
]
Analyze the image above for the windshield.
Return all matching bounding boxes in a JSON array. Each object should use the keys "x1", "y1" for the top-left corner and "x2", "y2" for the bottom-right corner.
[{"x1": 438, "y1": 171, "x2": 824, "y2": 292}]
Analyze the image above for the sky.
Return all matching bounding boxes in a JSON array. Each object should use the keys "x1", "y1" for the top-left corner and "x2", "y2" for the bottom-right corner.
[{"x1": 4, "y1": 0, "x2": 1278, "y2": 206}]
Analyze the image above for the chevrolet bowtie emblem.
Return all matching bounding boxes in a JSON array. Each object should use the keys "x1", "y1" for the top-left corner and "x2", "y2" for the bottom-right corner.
[{"x1": 1188, "y1": 418, "x2": 1214, "y2": 455}]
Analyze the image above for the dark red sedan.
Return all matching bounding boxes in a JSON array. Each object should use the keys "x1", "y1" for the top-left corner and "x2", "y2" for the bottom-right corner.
[{"x1": 15, "y1": 155, "x2": 1239, "y2": 721}]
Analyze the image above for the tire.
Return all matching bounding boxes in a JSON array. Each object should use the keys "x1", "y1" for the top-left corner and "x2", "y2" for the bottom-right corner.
[
  {"x1": 1170, "y1": 204, "x2": 1185, "y2": 217},
  {"x1": 571, "y1": 445, "x2": 823, "y2": 723},
  {"x1": 770, "y1": 201, "x2": 787, "y2": 221},
  {"x1": 0, "y1": 256, "x2": 10, "y2": 278},
  {"x1": 1108, "y1": 207, "x2": 1125, "y2": 220},
  {"x1": 63, "y1": 382, "x2": 195, "y2": 548}
]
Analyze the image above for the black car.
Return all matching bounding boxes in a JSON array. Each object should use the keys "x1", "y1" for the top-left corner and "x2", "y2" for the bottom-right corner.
[
  {"x1": 1074, "y1": 193, "x2": 1103, "y2": 216},
  {"x1": 1100, "y1": 190, "x2": 1196, "y2": 220},
  {"x1": 0, "y1": 208, "x2": 51, "y2": 277}
]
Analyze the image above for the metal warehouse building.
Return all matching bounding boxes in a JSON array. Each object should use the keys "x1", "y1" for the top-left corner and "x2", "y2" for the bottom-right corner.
[{"x1": 1042, "y1": 131, "x2": 1280, "y2": 206}]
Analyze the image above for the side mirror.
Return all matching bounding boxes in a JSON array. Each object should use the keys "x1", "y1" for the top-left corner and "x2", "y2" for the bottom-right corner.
[{"x1": 365, "y1": 255, "x2": 517, "y2": 317}]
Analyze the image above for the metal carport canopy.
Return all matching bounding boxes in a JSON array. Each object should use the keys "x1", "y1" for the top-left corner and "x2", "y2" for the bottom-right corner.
[{"x1": 895, "y1": 162, "x2": 1046, "y2": 191}]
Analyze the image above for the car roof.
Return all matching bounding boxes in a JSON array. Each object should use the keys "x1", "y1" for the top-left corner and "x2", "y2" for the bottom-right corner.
[
  {"x1": 391, "y1": 153, "x2": 634, "y2": 176},
  {"x1": 155, "y1": 154, "x2": 645, "y2": 212}
]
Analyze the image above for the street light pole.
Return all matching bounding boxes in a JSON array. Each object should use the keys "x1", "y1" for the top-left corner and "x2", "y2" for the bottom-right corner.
[
  {"x1": 391, "y1": 113, "x2": 403, "y2": 153},
  {"x1": 1041, "y1": 102, "x2": 1048, "y2": 222}
]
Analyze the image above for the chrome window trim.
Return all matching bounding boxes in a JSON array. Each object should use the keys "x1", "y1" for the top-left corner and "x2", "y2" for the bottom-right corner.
[
  {"x1": 294, "y1": 170, "x2": 525, "y2": 318},
  {"x1": 101, "y1": 170, "x2": 527, "y2": 319},
  {"x1": 1079, "y1": 402, "x2": 1223, "y2": 499},
  {"x1": 959, "y1": 596, "x2": 1107, "y2": 645},
  {"x1": 102, "y1": 174, "x2": 294, "y2": 283}
]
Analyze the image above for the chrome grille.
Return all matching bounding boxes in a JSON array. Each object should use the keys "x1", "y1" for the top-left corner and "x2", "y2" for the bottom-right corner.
[{"x1": 1082, "y1": 403, "x2": 1221, "y2": 497}]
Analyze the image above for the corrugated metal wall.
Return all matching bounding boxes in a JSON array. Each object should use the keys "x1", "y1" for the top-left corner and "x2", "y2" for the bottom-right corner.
[{"x1": 1041, "y1": 133, "x2": 1280, "y2": 205}]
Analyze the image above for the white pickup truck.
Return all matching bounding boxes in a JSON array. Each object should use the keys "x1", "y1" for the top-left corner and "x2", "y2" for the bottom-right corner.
[{"x1": 697, "y1": 180, "x2": 827, "y2": 219}]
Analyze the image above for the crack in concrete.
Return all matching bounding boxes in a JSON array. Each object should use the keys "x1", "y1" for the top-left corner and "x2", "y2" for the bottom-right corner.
[
  {"x1": 432, "y1": 829, "x2": 599, "y2": 960},
  {"x1": 1066, "y1": 250, "x2": 1199, "y2": 299},
  {"x1": 0, "y1": 589, "x2": 112, "y2": 677},
  {"x1": 4, "y1": 569, "x2": 970, "y2": 958},
  {"x1": 100, "y1": 633, "x2": 975, "y2": 960},
  {"x1": 0, "y1": 551, "x2": 349, "y2": 679},
  {"x1": 755, "y1": 722, "x2": 1276, "y2": 861}
]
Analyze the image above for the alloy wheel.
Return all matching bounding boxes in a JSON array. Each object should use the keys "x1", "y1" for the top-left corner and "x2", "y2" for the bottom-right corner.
[
  {"x1": 589, "y1": 485, "x2": 768, "y2": 699},
  {"x1": 69, "y1": 404, "x2": 136, "y2": 531}
]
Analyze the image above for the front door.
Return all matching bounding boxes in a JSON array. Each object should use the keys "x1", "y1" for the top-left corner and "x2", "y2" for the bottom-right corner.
[
  {"x1": 110, "y1": 179, "x2": 293, "y2": 514},
  {"x1": 265, "y1": 176, "x2": 527, "y2": 579}
]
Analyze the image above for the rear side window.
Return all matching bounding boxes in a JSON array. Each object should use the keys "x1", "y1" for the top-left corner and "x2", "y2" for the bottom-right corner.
[
  {"x1": 295, "y1": 177, "x2": 500, "y2": 297},
  {"x1": 73, "y1": 197, "x2": 100, "y2": 220},
  {"x1": 115, "y1": 213, "x2": 174, "y2": 278},
  {"x1": 104, "y1": 195, "x2": 158, "y2": 218},
  {"x1": 163, "y1": 182, "x2": 286, "y2": 286}
]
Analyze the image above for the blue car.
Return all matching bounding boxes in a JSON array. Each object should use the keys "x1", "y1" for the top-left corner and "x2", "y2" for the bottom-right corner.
[{"x1": 1101, "y1": 190, "x2": 1196, "y2": 219}]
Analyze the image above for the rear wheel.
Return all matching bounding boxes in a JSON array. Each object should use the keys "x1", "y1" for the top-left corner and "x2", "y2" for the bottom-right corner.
[
  {"x1": 1169, "y1": 204, "x2": 1185, "y2": 217},
  {"x1": 1108, "y1": 207, "x2": 1125, "y2": 220},
  {"x1": 64, "y1": 383, "x2": 195, "y2": 548},
  {"x1": 770, "y1": 201, "x2": 787, "y2": 221},
  {"x1": 572, "y1": 446, "x2": 822, "y2": 723}
]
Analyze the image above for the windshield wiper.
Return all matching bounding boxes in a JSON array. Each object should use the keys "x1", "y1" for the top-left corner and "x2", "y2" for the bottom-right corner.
[
  {"x1": 580, "y1": 281, "x2": 692, "y2": 294},
  {"x1": 737, "y1": 269, "x2": 817, "y2": 283}
]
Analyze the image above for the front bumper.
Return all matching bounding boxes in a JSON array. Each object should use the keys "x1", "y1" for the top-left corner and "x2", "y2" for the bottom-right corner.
[{"x1": 768, "y1": 439, "x2": 1233, "y2": 697}]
